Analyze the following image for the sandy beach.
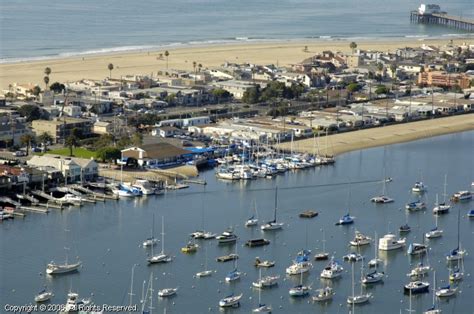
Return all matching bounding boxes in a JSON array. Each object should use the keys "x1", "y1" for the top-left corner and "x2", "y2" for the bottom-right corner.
[
  {"x1": 278, "y1": 114, "x2": 474, "y2": 156},
  {"x1": 1, "y1": 38, "x2": 473, "y2": 90}
]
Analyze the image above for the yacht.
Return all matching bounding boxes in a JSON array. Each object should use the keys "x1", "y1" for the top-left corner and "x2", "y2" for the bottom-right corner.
[
  {"x1": 132, "y1": 179, "x2": 157, "y2": 195},
  {"x1": 451, "y1": 190, "x2": 472, "y2": 201},
  {"x1": 467, "y1": 209, "x2": 474, "y2": 218},
  {"x1": 407, "y1": 263, "x2": 431, "y2": 278},
  {"x1": 245, "y1": 216, "x2": 258, "y2": 227},
  {"x1": 219, "y1": 294, "x2": 242, "y2": 308},
  {"x1": 446, "y1": 247, "x2": 466, "y2": 262},
  {"x1": 190, "y1": 230, "x2": 205, "y2": 239},
  {"x1": 406, "y1": 201, "x2": 426, "y2": 211},
  {"x1": 404, "y1": 281, "x2": 430, "y2": 294},
  {"x1": 252, "y1": 275, "x2": 280, "y2": 288},
  {"x1": 320, "y1": 258, "x2": 344, "y2": 279},
  {"x1": 425, "y1": 227, "x2": 443, "y2": 239},
  {"x1": 378, "y1": 234, "x2": 405, "y2": 251},
  {"x1": 335, "y1": 213, "x2": 354, "y2": 225},
  {"x1": 225, "y1": 269, "x2": 241, "y2": 282},
  {"x1": 312, "y1": 287, "x2": 335, "y2": 302},
  {"x1": 362, "y1": 270, "x2": 384, "y2": 284},
  {"x1": 202, "y1": 231, "x2": 217, "y2": 239},
  {"x1": 252, "y1": 304, "x2": 272, "y2": 313},
  {"x1": 371, "y1": 195, "x2": 394, "y2": 203},
  {"x1": 181, "y1": 241, "x2": 199, "y2": 253},
  {"x1": 158, "y1": 287, "x2": 178, "y2": 297},
  {"x1": 349, "y1": 231, "x2": 372, "y2": 246},
  {"x1": 449, "y1": 268, "x2": 464, "y2": 282},
  {"x1": 46, "y1": 260, "x2": 81, "y2": 275},
  {"x1": 216, "y1": 229, "x2": 238, "y2": 244},
  {"x1": 399, "y1": 224, "x2": 411, "y2": 233},
  {"x1": 142, "y1": 237, "x2": 158, "y2": 247},
  {"x1": 407, "y1": 243, "x2": 428, "y2": 256},
  {"x1": 289, "y1": 285, "x2": 311, "y2": 297},
  {"x1": 343, "y1": 253, "x2": 364, "y2": 262},
  {"x1": 34, "y1": 289, "x2": 54, "y2": 302},
  {"x1": 255, "y1": 257, "x2": 275, "y2": 268},
  {"x1": 286, "y1": 250, "x2": 313, "y2": 275},
  {"x1": 215, "y1": 168, "x2": 240, "y2": 180},
  {"x1": 412, "y1": 181, "x2": 427, "y2": 193}
]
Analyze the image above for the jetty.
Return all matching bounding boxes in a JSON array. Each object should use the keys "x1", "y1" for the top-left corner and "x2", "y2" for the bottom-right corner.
[{"x1": 411, "y1": 4, "x2": 474, "y2": 31}]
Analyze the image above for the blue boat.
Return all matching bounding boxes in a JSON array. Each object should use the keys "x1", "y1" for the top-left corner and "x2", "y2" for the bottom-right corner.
[
  {"x1": 336, "y1": 214, "x2": 354, "y2": 225},
  {"x1": 468, "y1": 210, "x2": 474, "y2": 218}
]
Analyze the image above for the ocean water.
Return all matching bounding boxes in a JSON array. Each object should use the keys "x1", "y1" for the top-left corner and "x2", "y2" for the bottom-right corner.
[
  {"x1": 0, "y1": 131, "x2": 473, "y2": 313},
  {"x1": 0, "y1": 0, "x2": 473, "y2": 62}
]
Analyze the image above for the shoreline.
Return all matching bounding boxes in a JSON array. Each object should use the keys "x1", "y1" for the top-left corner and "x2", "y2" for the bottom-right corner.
[
  {"x1": 277, "y1": 114, "x2": 474, "y2": 157},
  {"x1": 1, "y1": 37, "x2": 473, "y2": 90}
]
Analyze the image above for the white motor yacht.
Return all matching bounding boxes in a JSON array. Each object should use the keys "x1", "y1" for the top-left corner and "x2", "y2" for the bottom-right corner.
[{"x1": 378, "y1": 234, "x2": 405, "y2": 251}]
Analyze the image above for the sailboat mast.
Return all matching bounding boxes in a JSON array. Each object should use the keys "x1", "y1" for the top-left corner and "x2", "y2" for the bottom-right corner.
[
  {"x1": 274, "y1": 187, "x2": 278, "y2": 222},
  {"x1": 443, "y1": 174, "x2": 448, "y2": 203},
  {"x1": 161, "y1": 216, "x2": 165, "y2": 254}
]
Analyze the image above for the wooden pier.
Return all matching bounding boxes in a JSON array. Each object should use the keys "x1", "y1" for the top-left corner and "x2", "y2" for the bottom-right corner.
[{"x1": 411, "y1": 11, "x2": 474, "y2": 31}]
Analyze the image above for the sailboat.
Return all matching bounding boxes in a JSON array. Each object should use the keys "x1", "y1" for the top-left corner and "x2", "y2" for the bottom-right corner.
[
  {"x1": 446, "y1": 207, "x2": 466, "y2": 262},
  {"x1": 225, "y1": 246, "x2": 241, "y2": 282},
  {"x1": 449, "y1": 256, "x2": 464, "y2": 282},
  {"x1": 143, "y1": 215, "x2": 158, "y2": 247},
  {"x1": 252, "y1": 275, "x2": 272, "y2": 313},
  {"x1": 371, "y1": 175, "x2": 394, "y2": 203},
  {"x1": 314, "y1": 229, "x2": 329, "y2": 260},
  {"x1": 46, "y1": 229, "x2": 82, "y2": 275},
  {"x1": 196, "y1": 244, "x2": 214, "y2": 277},
  {"x1": 286, "y1": 250, "x2": 313, "y2": 275},
  {"x1": 347, "y1": 260, "x2": 372, "y2": 304},
  {"x1": 312, "y1": 286, "x2": 335, "y2": 302},
  {"x1": 289, "y1": 270, "x2": 311, "y2": 297},
  {"x1": 261, "y1": 187, "x2": 284, "y2": 231},
  {"x1": 34, "y1": 287, "x2": 54, "y2": 302},
  {"x1": 433, "y1": 175, "x2": 450, "y2": 215},
  {"x1": 219, "y1": 294, "x2": 243, "y2": 308},
  {"x1": 368, "y1": 232, "x2": 382, "y2": 267},
  {"x1": 424, "y1": 271, "x2": 442, "y2": 314},
  {"x1": 245, "y1": 200, "x2": 259, "y2": 227},
  {"x1": 148, "y1": 216, "x2": 172, "y2": 264},
  {"x1": 363, "y1": 239, "x2": 384, "y2": 284},
  {"x1": 252, "y1": 268, "x2": 279, "y2": 288},
  {"x1": 425, "y1": 213, "x2": 443, "y2": 238}
]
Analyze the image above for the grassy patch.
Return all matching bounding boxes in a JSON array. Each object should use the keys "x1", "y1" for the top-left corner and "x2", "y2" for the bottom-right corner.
[{"x1": 43, "y1": 147, "x2": 97, "y2": 159}]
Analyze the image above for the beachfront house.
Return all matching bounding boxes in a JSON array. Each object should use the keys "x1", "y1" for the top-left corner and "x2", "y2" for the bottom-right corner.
[
  {"x1": 27, "y1": 155, "x2": 82, "y2": 183},
  {"x1": 121, "y1": 143, "x2": 191, "y2": 168}
]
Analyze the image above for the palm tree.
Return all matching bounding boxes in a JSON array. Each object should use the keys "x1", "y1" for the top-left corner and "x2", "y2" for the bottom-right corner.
[
  {"x1": 389, "y1": 63, "x2": 397, "y2": 79},
  {"x1": 198, "y1": 63, "x2": 203, "y2": 72},
  {"x1": 20, "y1": 134, "x2": 35, "y2": 156},
  {"x1": 38, "y1": 132, "x2": 53, "y2": 152},
  {"x1": 192, "y1": 61, "x2": 197, "y2": 84},
  {"x1": 349, "y1": 42, "x2": 357, "y2": 54},
  {"x1": 164, "y1": 50, "x2": 170, "y2": 69},
  {"x1": 65, "y1": 134, "x2": 78, "y2": 157},
  {"x1": 108, "y1": 63, "x2": 114, "y2": 78},
  {"x1": 43, "y1": 76, "x2": 50, "y2": 90},
  {"x1": 44, "y1": 67, "x2": 52, "y2": 76}
]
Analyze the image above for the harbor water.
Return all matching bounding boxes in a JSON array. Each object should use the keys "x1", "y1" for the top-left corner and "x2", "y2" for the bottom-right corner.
[
  {"x1": 1, "y1": 131, "x2": 473, "y2": 313},
  {"x1": 1, "y1": 0, "x2": 474, "y2": 62}
]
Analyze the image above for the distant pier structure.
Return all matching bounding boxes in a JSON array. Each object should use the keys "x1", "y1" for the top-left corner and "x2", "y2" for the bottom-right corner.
[{"x1": 411, "y1": 4, "x2": 474, "y2": 32}]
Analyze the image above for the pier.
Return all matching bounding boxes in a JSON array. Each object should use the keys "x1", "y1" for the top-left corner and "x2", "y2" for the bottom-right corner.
[{"x1": 411, "y1": 11, "x2": 474, "y2": 32}]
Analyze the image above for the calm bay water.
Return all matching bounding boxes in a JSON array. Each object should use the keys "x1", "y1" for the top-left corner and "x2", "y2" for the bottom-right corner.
[
  {"x1": 1, "y1": 131, "x2": 473, "y2": 313},
  {"x1": 0, "y1": 0, "x2": 473, "y2": 62}
]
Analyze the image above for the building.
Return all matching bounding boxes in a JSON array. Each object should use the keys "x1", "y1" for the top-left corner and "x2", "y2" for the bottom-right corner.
[
  {"x1": 27, "y1": 155, "x2": 82, "y2": 183},
  {"x1": 183, "y1": 116, "x2": 211, "y2": 127},
  {"x1": 32, "y1": 117, "x2": 92, "y2": 143},
  {"x1": 0, "y1": 121, "x2": 31, "y2": 147},
  {"x1": 418, "y1": 71, "x2": 471, "y2": 89},
  {"x1": 152, "y1": 126, "x2": 180, "y2": 138},
  {"x1": 121, "y1": 143, "x2": 191, "y2": 167},
  {"x1": 212, "y1": 80, "x2": 256, "y2": 99}
]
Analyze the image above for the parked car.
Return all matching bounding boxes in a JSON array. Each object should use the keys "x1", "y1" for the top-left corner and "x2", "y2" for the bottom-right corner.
[{"x1": 13, "y1": 151, "x2": 27, "y2": 157}]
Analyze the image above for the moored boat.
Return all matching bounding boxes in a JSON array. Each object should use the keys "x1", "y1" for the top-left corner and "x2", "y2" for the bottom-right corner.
[
  {"x1": 404, "y1": 281, "x2": 430, "y2": 294},
  {"x1": 219, "y1": 294, "x2": 242, "y2": 307}
]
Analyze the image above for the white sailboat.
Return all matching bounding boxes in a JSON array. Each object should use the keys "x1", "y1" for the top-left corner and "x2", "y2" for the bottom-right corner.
[
  {"x1": 148, "y1": 216, "x2": 172, "y2": 264},
  {"x1": 424, "y1": 271, "x2": 442, "y2": 314},
  {"x1": 363, "y1": 239, "x2": 384, "y2": 284},
  {"x1": 252, "y1": 277, "x2": 272, "y2": 313},
  {"x1": 368, "y1": 232, "x2": 382, "y2": 267},
  {"x1": 449, "y1": 256, "x2": 464, "y2": 282},
  {"x1": 245, "y1": 200, "x2": 259, "y2": 227},
  {"x1": 371, "y1": 174, "x2": 394, "y2": 203},
  {"x1": 433, "y1": 175, "x2": 450, "y2": 214},
  {"x1": 143, "y1": 214, "x2": 158, "y2": 247},
  {"x1": 314, "y1": 228, "x2": 329, "y2": 260},
  {"x1": 347, "y1": 260, "x2": 372, "y2": 305},
  {"x1": 196, "y1": 244, "x2": 214, "y2": 277},
  {"x1": 219, "y1": 293, "x2": 242, "y2": 308},
  {"x1": 225, "y1": 246, "x2": 241, "y2": 282},
  {"x1": 289, "y1": 270, "x2": 311, "y2": 297},
  {"x1": 425, "y1": 213, "x2": 443, "y2": 239},
  {"x1": 261, "y1": 187, "x2": 284, "y2": 231},
  {"x1": 446, "y1": 207, "x2": 466, "y2": 262},
  {"x1": 46, "y1": 228, "x2": 82, "y2": 277},
  {"x1": 34, "y1": 287, "x2": 54, "y2": 302}
]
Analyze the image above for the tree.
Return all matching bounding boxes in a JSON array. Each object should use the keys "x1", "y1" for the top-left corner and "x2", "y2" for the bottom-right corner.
[
  {"x1": 374, "y1": 85, "x2": 389, "y2": 95},
  {"x1": 165, "y1": 93, "x2": 176, "y2": 105},
  {"x1": 31, "y1": 86, "x2": 42, "y2": 96},
  {"x1": 20, "y1": 134, "x2": 35, "y2": 155},
  {"x1": 38, "y1": 132, "x2": 53, "y2": 151},
  {"x1": 18, "y1": 104, "x2": 41, "y2": 121},
  {"x1": 164, "y1": 50, "x2": 170, "y2": 69},
  {"x1": 49, "y1": 82, "x2": 66, "y2": 94},
  {"x1": 242, "y1": 86, "x2": 261, "y2": 104},
  {"x1": 108, "y1": 63, "x2": 114, "y2": 78},
  {"x1": 198, "y1": 63, "x2": 203, "y2": 72},
  {"x1": 132, "y1": 132, "x2": 143, "y2": 146},
  {"x1": 44, "y1": 67, "x2": 52, "y2": 76},
  {"x1": 65, "y1": 134, "x2": 78, "y2": 156},
  {"x1": 211, "y1": 88, "x2": 231, "y2": 103},
  {"x1": 349, "y1": 42, "x2": 357, "y2": 54},
  {"x1": 376, "y1": 63, "x2": 384, "y2": 72},
  {"x1": 43, "y1": 76, "x2": 50, "y2": 90},
  {"x1": 96, "y1": 146, "x2": 121, "y2": 162},
  {"x1": 389, "y1": 64, "x2": 397, "y2": 77},
  {"x1": 347, "y1": 82, "x2": 361, "y2": 93}
]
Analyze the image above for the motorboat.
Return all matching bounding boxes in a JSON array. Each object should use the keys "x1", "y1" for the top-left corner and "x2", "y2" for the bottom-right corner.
[
  {"x1": 343, "y1": 253, "x2": 364, "y2": 262},
  {"x1": 158, "y1": 287, "x2": 178, "y2": 297},
  {"x1": 216, "y1": 229, "x2": 238, "y2": 244},
  {"x1": 350, "y1": 231, "x2": 372, "y2": 246},
  {"x1": 289, "y1": 285, "x2": 311, "y2": 297},
  {"x1": 245, "y1": 238, "x2": 270, "y2": 247},
  {"x1": 252, "y1": 275, "x2": 279, "y2": 288},
  {"x1": 142, "y1": 237, "x2": 158, "y2": 247},
  {"x1": 378, "y1": 234, "x2": 405, "y2": 251},
  {"x1": 255, "y1": 257, "x2": 275, "y2": 268},
  {"x1": 407, "y1": 243, "x2": 428, "y2": 256},
  {"x1": 399, "y1": 224, "x2": 411, "y2": 233},
  {"x1": 404, "y1": 281, "x2": 430, "y2": 294},
  {"x1": 34, "y1": 289, "x2": 54, "y2": 302},
  {"x1": 407, "y1": 263, "x2": 431, "y2": 278},
  {"x1": 371, "y1": 195, "x2": 394, "y2": 203},
  {"x1": 314, "y1": 252, "x2": 329, "y2": 261},
  {"x1": 468, "y1": 209, "x2": 474, "y2": 218},
  {"x1": 46, "y1": 260, "x2": 81, "y2": 275},
  {"x1": 435, "y1": 285, "x2": 457, "y2": 297},
  {"x1": 196, "y1": 270, "x2": 213, "y2": 277},
  {"x1": 335, "y1": 213, "x2": 354, "y2": 225},
  {"x1": 132, "y1": 179, "x2": 157, "y2": 195},
  {"x1": 368, "y1": 258, "x2": 382, "y2": 268},
  {"x1": 412, "y1": 181, "x2": 427, "y2": 193},
  {"x1": 286, "y1": 250, "x2": 313, "y2": 275},
  {"x1": 406, "y1": 201, "x2": 426, "y2": 211},
  {"x1": 181, "y1": 242, "x2": 199, "y2": 253},
  {"x1": 362, "y1": 270, "x2": 384, "y2": 284},
  {"x1": 312, "y1": 287, "x2": 334, "y2": 302},
  {"x1": 190, "y1": 230, "x2": 205, "y2": 239},
  {"x1": 320, "y1": 258, "x2": 344, "y2": 279},
  {"x1": 60, "y1": 292, "x2": 101, "y2": 314},
  {"x1": 202, "y1": 231, "x2": 217, "y2": 239},
  {"x1": 252, "y1": 304, "x2": 272, "y2": 313},
  {"x1": 225, "y1": 269, "x2": 241, "y2": 282},
  {"x1": 216, "y1": 253, "x2": 239, "y2": 262},
  {"x1": 219, "y1": 293, "x2": 242, "y2": 307},
  {"x1": 59, "y1": 194, "x2": 83, "y2": 205},
  {"x1": 451, "y1": 190, "x2": 472, "y2": 202}
]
